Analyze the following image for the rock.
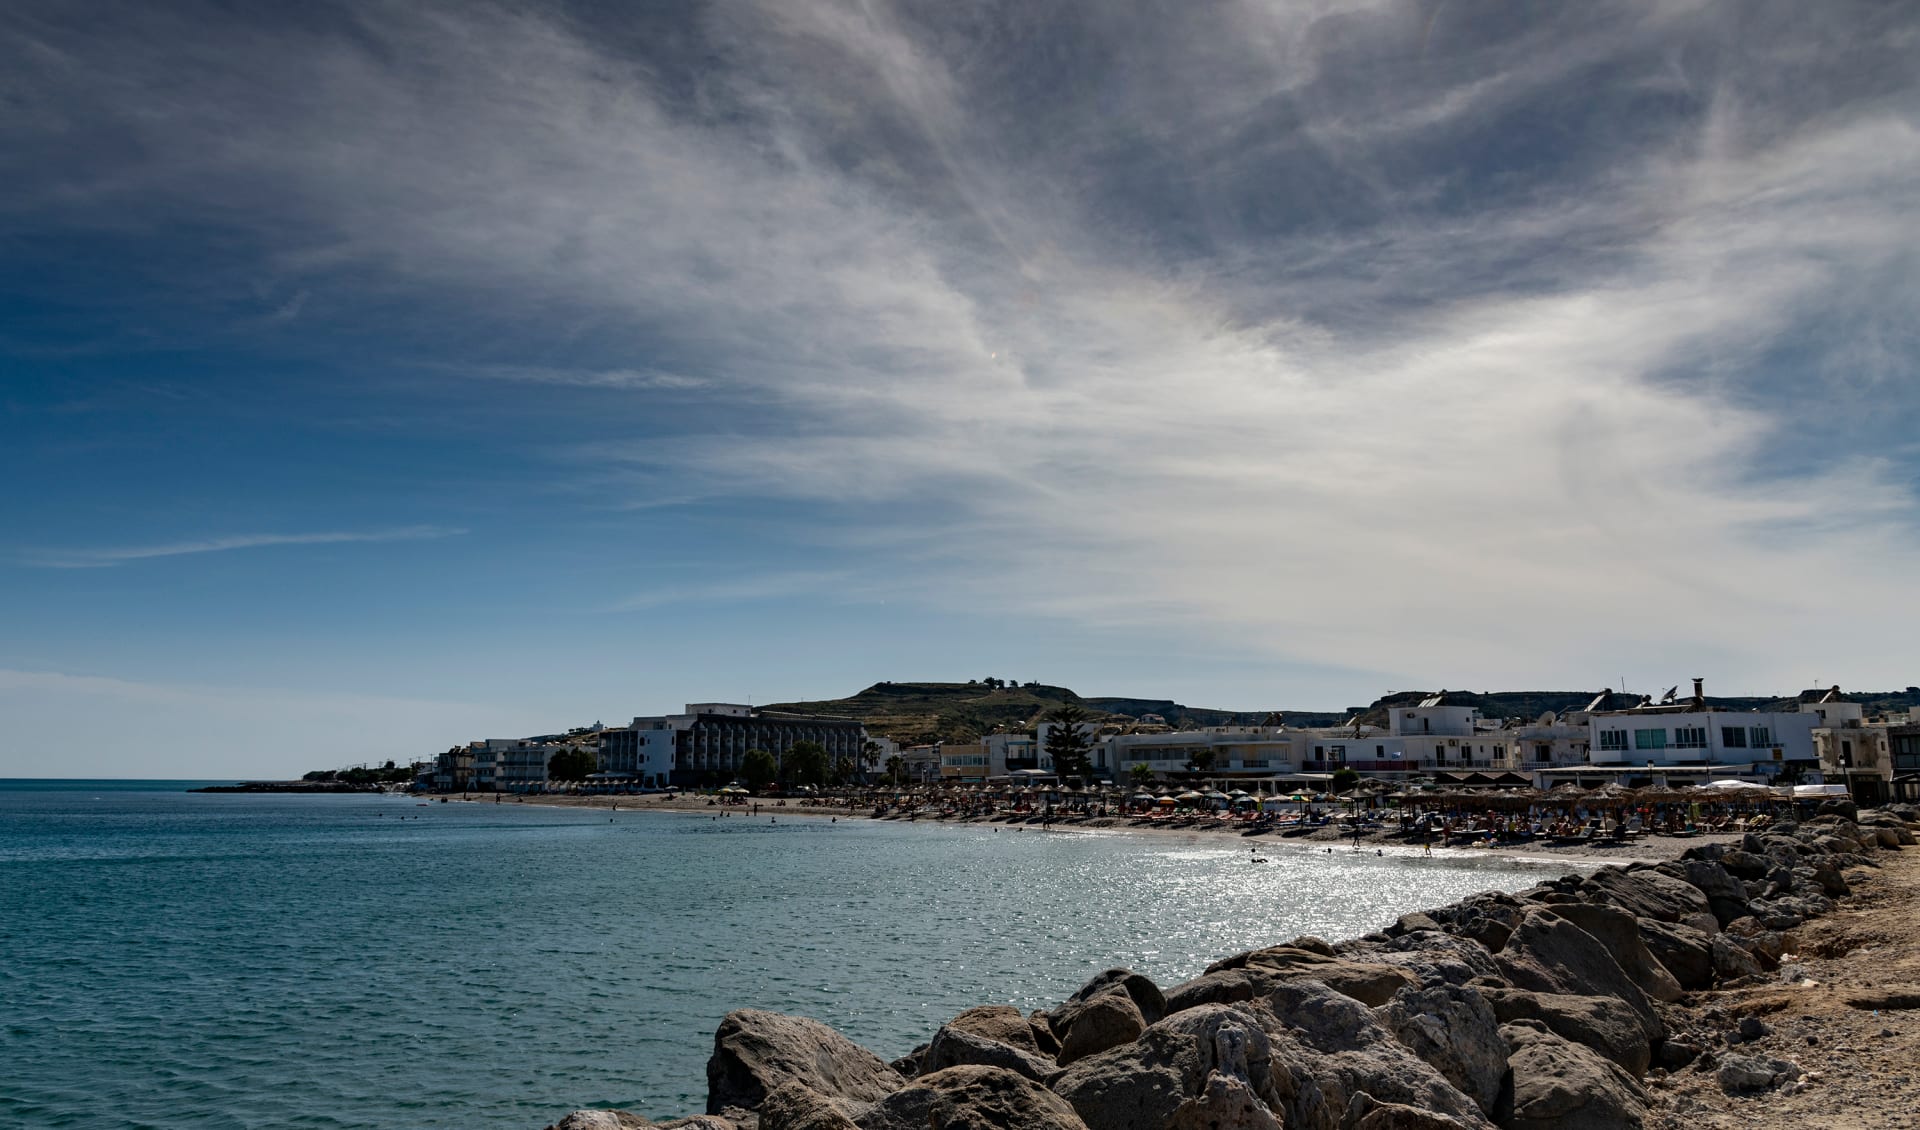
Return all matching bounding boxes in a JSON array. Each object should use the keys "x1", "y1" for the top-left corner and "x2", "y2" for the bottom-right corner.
[
  {"x1": 1710, "y1": 935, "x2": 1765, "y2": 983},
  {"x1": 889, "y1": 1047, "x2": 926, "y2": 1079},
  {"x1": 1716, "y1": 1053, "x2": 1800, "y2": 1093},
  {"x1": 1637, "y1": 919, "x2": 1714, "y2": 991},
  {"x1": 1056, "y1": 989, "x2": 1148, "y2": 1065},
  {"x1": 1542, "y1": 903, "x2": 1683, "y2": 1003},
  {"x1": 1163, "y1": 969, "x2": 1264, "y2": 1015},
  {"x1": 759, "y1": 1082, "x2": 864, "y2": 1130},
  {"x1": 1375, "y1": 983, "x2": 1507, "y2": 1114},
  {"x1": 1031, "y1": 1012, "x2": 1064, "y2": 1057},
  {"x1": 1480, "y1": 988, "x2": 1654, "y2": 1077},
  {"x1": 1371, "y1": 931, "x2": 1505, "y2": 986},
  {"x1": 857, "y1": 1066, "x2": 1087, "y2": 1130},
  {"x1": 1291, "y1": 934, "x2": 1336, "y2": 956},
  {"x1": 924, "y1": 1026, "x2": 1060, "y2": 1082},
  {"x1": 1656, "y1": 859, "x2": 1751, "y2": 927},
  {"x1": 1810, "y1": 863, "x2": 1850, "y2": 897},
  {"x1": 1348, "y1": 1095, "x2": 1476, "y2": 1130},
  {"x1": 1579, "y1": 867, "x2": 1712, "y2": 924},
  {"x1": 1492, "y1": 910, "x2": 1662, "y2": 1049},
  {"x1": 1254, "y1": 979, "x2": 1493, "y2": 1129},
  {"x1": 1051, "y1": 1004, "x2": 1285, "y2": 1130},
  {"x1": 1499, "y1": 1021, "x2": 1649, "y2": 1130},
  {"x1": 1225, "y1": 946, "x2": 1419, "y2": 1007},
  {"x1": 1653, "y1": 1040, "x2": 1701, "y2": 1070},
  {"x1": 1717, "y1": 850, "x2": 1772, "y2": 880},
  {"x1": 1055, "y1": 969, "x2": 1167, "y2": 1027},
  {"x1": 1165, "y1": 1072, "x2": 1283, "y2": 1130},
  {"x1": 1723, "y1": 919, "x2": 1786, "y2": 970},
  {"x1": 942, "y1": 1005, "x2": 1045, "y2": 1055},
  {"x1": 545, "y1": 1112, "x2": 656, "y2": 1130},
  {"x1": 1737, "y1": 1017, "x2": 1772, "y2": 1042},
  {"x1": 707, "y1": 1010, "x2": 906, "y2": 1115}
]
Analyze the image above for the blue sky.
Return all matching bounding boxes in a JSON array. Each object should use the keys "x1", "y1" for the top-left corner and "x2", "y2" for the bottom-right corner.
[{"x1": 3, "y1": 1, "x2": 1917, "y2": 778}]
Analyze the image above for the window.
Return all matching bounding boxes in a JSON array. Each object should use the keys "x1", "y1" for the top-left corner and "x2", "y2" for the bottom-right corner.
[
  {"x1": 1674, "y1": 727, "x2": 1706, "y2": 749},
  {"x1": 1721, "y1": 726, "x2": 1747, "y2": 748},
  {"x1": 1599, "y1": 730, "x2": 1628, "y2": 752},
  {"x1": 1327, "y1": 744, "x2": 1346, "y2": 762},
  {"x1": 1840, "y1": 740, "x2": 1853, "y2": 767},
  {"x1": 1750, "y1": 726, "x2": 1772, "y2": 748},
  {"x1": 1634, "y1": 729, "x2": 1667, "y2": 750}
]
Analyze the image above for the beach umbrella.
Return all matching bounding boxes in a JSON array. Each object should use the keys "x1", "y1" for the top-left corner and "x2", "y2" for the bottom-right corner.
[
  {"x1": 1156, "y1": 796, "x2": 1177, "y2": 807},
  {"x1": 1130, "y1": 791, "x2": 1155, "y2": 803}
]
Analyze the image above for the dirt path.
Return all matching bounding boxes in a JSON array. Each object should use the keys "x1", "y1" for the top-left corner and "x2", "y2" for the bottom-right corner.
[{"x1": 1651, "y1": 842, "x2": 1920, "y2": 1130}]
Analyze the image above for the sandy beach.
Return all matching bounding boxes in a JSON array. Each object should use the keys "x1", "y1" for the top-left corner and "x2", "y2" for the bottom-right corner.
[{"x1": 433, "y1": 790, "x2": 1746, "y2": 866}]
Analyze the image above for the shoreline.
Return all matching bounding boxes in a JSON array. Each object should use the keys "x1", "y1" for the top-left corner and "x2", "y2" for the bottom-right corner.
[
  {"x1": 431, "y1": 790, "x2": 1742, "y2": 866},
  {"x1": 540, "y1": 802, "x2": 1917, "y2": 1130}
]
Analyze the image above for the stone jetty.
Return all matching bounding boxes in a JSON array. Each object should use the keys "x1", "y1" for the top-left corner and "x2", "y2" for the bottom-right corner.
[{"x1": 546, "y1": 803, "x2": 1918, "y2": 1130}]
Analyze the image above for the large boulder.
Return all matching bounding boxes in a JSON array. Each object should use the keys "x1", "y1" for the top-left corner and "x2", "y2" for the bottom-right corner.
[
  {"x1": 1163, "y1": 969, "x2": 1264, "y2": 1015},
  {"x1": 759, "y1": 1082, "x2": 864, "y2": 1130},
  {"x1": 1216, "y1": 946, "x2": 1419, "y2": 1006},
  {"x1": 1636, "y1": 919, "x2": 1714, "y2": 991},
  {"x1": 1542, "y1": 903, "x2": 1683, "y2": 1002},
  {"x1": 1055, "y1": 989, "x2": 1148, "y2": 1066},
  {"x1": 1657, "y1": 859, "x2": 1751, "y2": 927},
  {"x1": 1253, "y1": 979, "x2": 1493, "y2": 1130},
  {"x1": 1498, "y1": 1021, "x2": 1648, "y2": 1130},
  {"x1": 1479, "y1": 988, "x2": 1653, "y2": 1077},
  {"x1": 923, "y1": 1026, "x2": 1060, "y2": 1083},
  {"x1": 1710, "y1": 934, "x2": 1764, "y2": 983},
  {"x1": 1051, "y1": 1004, "x2": 1284, "y2": 1130},
  {"x1": 1578, "y1": 866, "x2": 1711, "y2": 925},
  {"x1": 857, "y1": 1066, "x2": 1086, "y2": 1130},
  {"x1": 1053, "y1": 969, "x2": 1167, "y2": 1028},
  {"x1": 1491, "y1": 911, "x2": 1661, "y2": 1048},
  {"x1": 1374, "y1": 983, "x2": 1507, "y2": 1115},
  {"x1": 1368, "y1": 931, "x2": 1505, "y2": 986},
  {"x1": 544, "y1": 1114, "x2": 657, "y2": 1130},
  {"x1": 941, "y1": 1005, "x2": 1045, "y2": 1056},
  {"x1": 707, "y1": 1010, "x2": 906, "y2": 1115}
]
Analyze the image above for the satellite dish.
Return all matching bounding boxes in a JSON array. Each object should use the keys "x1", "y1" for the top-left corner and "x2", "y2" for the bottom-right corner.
[{"x1": 1538, "y1": 711, "x2": 1557, "y2": 726}]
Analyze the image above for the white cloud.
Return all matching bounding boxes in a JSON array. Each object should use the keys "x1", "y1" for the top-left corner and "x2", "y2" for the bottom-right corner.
[
  {"x1": 23, "y1": 526, "x2": 467, "y2": 568},
  {"x1": 4, "y1": 1, "x2": 1916, "y2": 697}
]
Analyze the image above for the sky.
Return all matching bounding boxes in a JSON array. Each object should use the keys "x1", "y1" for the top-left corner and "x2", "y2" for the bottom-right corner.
[{"x1": 3, "y1": 1, "x2": 1918, "y2": 779}]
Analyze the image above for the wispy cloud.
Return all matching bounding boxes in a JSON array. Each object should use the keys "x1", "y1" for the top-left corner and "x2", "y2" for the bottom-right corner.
[
  {"x1": 24, "y1": 526, "x2": 467, "y2": 569},
  {"x1": 608, "y1": 570, "x2": 856, "y2": 612}
]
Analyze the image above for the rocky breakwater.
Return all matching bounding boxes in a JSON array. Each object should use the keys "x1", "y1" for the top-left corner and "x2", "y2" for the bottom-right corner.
[{"x1": 546, "y1": 803, "x2": 1918, "y2": 1130}]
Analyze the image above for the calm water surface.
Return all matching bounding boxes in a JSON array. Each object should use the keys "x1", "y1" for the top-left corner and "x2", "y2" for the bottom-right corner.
[{"x1": 0, "y1": 780, "x2": 1563, "y2": 1128}]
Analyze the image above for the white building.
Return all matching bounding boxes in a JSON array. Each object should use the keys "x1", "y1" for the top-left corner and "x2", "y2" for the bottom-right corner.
[
  {"x1": 1803, "y1": 687, "x2": 1894, "y2": 803},
  {"x1": 1567, "y1": 679, "x2": 1816, "y2": 787}
]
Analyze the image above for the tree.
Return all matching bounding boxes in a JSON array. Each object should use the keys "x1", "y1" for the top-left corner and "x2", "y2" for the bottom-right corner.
[
  {"x1": 741, "y1": 749, "x2": 777, "y2": 792},
  {"x1": 861, "y1": 740, "x2": 883, "y2": 782},
  {"x1": 547, "y1": 747, "x2": 597, "y2": 783},
  {"x1": 1331, "y1": 767, "x2": 1360, "y2": 795},
  {"x1": 1129, "y1": 763, "x2": 1157, "y2": 787},
  {"x1": 885, "y1": 755, "x2": 905, "y2": 785},
  {"x1": 1045, "y1": 703, "x2": 1096, "y2": 782},
  {"x1": 1186, "y1": 749, "x2": 1217, "y2": 775},
  {"x1": 784, "y1": 740, "x2": 830, "y2": 787}
]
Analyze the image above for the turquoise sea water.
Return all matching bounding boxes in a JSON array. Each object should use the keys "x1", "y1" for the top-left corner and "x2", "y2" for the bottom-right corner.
[{"x1": 0, "y1": 781, "x2": 1560, "y2": 1129}]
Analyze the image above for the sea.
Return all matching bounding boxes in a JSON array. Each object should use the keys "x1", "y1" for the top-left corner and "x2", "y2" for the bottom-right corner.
[{"x1": 0, "y1": 780, "x2": 1563, "y2": 1129}]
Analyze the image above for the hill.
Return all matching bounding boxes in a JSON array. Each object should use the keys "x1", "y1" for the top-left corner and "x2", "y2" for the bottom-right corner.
[
  {"x1": 762, "y1": 682, "x2": 1347, "y2": 744},
  {"x1": 762, "y1": 681, "x2": 1920, "y2": 745}
]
